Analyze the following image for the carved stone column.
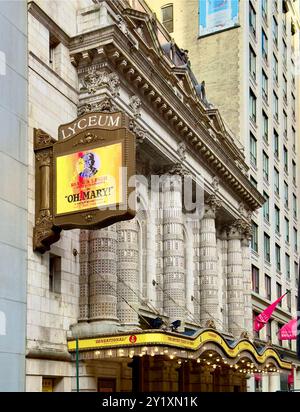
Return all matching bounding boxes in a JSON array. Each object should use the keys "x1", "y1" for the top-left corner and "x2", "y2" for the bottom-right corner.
[
  {"x1": 199, "y1": 195, "x2": 221, "y2": 326},
  {"x1": 117, "y1": 219, "x2": 140, "y2": 328},
  {"x1": 162, "y1": 175, "x2": 185, "y2": 325},
  {"x1": 220, "y1": 230, "x2": 228, "y2": 332},
  {"x1": 79, "y1": 230, "x2": 89, "y2": 322},
  {"x1": 192, "y1": 219, "x2": 200, "y2": 321},
  {"x1": 242, "y1": 224, "x2": 253, "y2": 339},
  {"x1": 227, "y1": 221, "x2": 244, "y2": 337},
  {"x1": 88, "y1": 226, "x2": 118, "y2": 326}
]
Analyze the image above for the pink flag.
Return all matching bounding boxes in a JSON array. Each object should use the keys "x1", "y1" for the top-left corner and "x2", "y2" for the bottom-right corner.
[
  {"x1": 254, "y1": 293, "x2": 288, "y2": 332},
  {"x1": 278, "y1": 319, "x2": 297, "y2": 340}
]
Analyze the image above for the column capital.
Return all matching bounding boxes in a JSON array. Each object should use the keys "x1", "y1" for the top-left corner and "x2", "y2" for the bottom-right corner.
[
  {"x1": 204, "y1": 194, "x2": 222, "y2": 218},
  {"x1": 227, "y1": 219, "x2": 244, "y2": 239}
]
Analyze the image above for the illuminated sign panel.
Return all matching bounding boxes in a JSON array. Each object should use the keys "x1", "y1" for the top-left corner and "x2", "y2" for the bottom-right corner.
[
  {"x1": 33, "y1": 111, "x2": 136, "y2": 252},
  {"x1": 199, "y1": 0, "x2": 239, "y2": 37},
  {"x1": 55, "y1": 142, "x2": 123, "y2": 215}
]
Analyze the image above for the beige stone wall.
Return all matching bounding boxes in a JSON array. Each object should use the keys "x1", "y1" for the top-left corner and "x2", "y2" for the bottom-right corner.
[{"x1": 150, "y1": 0, "x2": 243, "y2": 141}]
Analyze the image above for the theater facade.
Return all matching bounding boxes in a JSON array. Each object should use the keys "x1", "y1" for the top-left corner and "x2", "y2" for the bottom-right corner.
[{"x1": 26, "y1": 0, "x2": 292, "y2": 392}]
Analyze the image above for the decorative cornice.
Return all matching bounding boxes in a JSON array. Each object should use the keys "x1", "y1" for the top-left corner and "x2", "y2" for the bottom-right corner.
[{"x1": 69, "y1": 27, "x2": 264, "y2": 210}]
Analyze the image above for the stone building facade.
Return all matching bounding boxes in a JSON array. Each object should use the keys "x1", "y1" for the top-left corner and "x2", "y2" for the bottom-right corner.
[{"x1": 26, "y1": 0, "x2": 291, "y2": 392}]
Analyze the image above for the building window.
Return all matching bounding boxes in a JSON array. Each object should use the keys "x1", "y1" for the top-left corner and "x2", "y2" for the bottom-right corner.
[
  {"x1": 274, "y1": 167, "x2": 280, "y2": 195},
  {"x1": 292, "y1": 93, "x2": 296, "y2": 118},
  {"x1": 295, "y1": 262, "x2": 299, "y2": 285},
  {"x1": 275, "y1": 244, "x2": 281, "y2": 272},
  {"x1": 249, "y1": 46, "x2": 256, "y2": 79},
  {"x1": 161, "y1": 4, "x2": 173, "y2": 33},
  {"x1": 293, "y1": 194, "x2": 297, "y2": 219},
  {"x1": 49, "y1": 255, "x2": 61, "y2": 294},
  {"x1": 262, "y1": 0, "x2": 268, "y2": 21},
  {"x1": 264, "y1": 233, "x2": 270, "y2": 262},
  {"x1": 278, "y1": 322, "x2": 283, "y2": 345},
  {"x1": 265, "y1": 274, "x2": 271, "y2": 300},
  {"x1": 283, "y1": 75, "x2": 287, "y2": 102},
  {"x1": 263, "y1": 191, "x2": 269, "y2": 222},
  {"x1": 250, "y1": 90, "x2": 257, "y2": 123},
  {"x1": 283, "y1": 39, "x2": 287, "y2": 67},
  {"x1": 284, "y1": 181, "x2": 289, "y2": 208},
  {"x1": 262, "y1": 71, "x2": 268, "y2": 102},
  {"x1": 286, "y1": 254, "x2": 291, "y2": 280},
  {"x1": 273, "y1": 92, "x2": 278, "y2": 121},
  {"x1": 294, "y1": 227, "x2": 298, "y2": 252},
  {"x1": 250, "y1": 175, "x2": 258, "y2": 188},
  {"x1": 287, "y1": 290, "x2": 291, "y2": 312},
  {"x1": 249, "y1": 3, "x2": 256, "y2": 37},
  {"x1": 283, "y1": 110, "x2": 287, "y2": 137},
  {"x1": 262, "y1": 29, "x2": 268, "y2": 61},
  {"x1": 285, "y1": 217, "x2": 290, "y2": 243},
  {"x1": 292, "y1": 127, "x2": 296, "y2": 151},
  {"x1": 250, "y1": 132, "x2": 257, "y2": 166},
  {"x1": 292, "y1": 160, "x2": 296, "y2": 185},
  {"x1": 252, "y1": 265, "x2": 259, "y2": 293},
  {"x1": 253, "y1": 311, "x2": 260, "y2": 339},
  {"x1": 266, "y1": 321, "x2": 272, "y2": 342},
  {"x1": 251, "y1": 221, "x2": 258, "y2": 252},
  {"x1": 275, "y1": 205, "x2": 280, "y2": 233},
  {"x1": 273, "y1": 16, "x2": 278, "y2": 46},
  {"x1": 277, "y1": 282, "x2": 282, "y2": 303},
  {"x1": 283, "y1": 146, "x2": 288, "y2": 173},
  {"x1": 262, "y1": 111, "x2": 268, "y2": 141},
  {"x1": 273, "y1": 54, "x2": 278, "y2": 83},
  {"x1": 263, "y1": 151, "x2": 269, "y2": 181},
  {"x1": 274, "y1": 129, "x2": 279, "y2": 158}
]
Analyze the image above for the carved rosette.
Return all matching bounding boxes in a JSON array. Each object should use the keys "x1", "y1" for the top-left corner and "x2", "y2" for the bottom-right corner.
[{"x1": 81, "y1": 69, "x2": 120, "y2": 97}]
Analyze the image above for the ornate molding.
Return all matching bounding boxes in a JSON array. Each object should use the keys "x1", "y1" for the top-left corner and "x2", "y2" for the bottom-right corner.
[
  {"x1": 73, "y1": 131, "x2": 105, "y2": 147},
  {"x1": 81, "y1": 69, "x2": 120, "y2": 96},
  {"x1": 129, "y1": 95, "x2": 142, "y2": 118},
  {"x1": 129, "y1": 119, "x2": 148, "y2": 144},
  {"x1": 177, "y1": 141, "x2": 186, "y2": 162},
  {"x1": 78, "y1": 97, "x2": 118, "y2": 116}
]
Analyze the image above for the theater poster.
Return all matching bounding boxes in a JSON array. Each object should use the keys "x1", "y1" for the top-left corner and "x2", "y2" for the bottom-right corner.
[
  {"x1": 55, "y1": 142, "x2": 123, "y2": 215},
  {"x1": 199, "y1": 0, "x2": 239, "y2": 37}
]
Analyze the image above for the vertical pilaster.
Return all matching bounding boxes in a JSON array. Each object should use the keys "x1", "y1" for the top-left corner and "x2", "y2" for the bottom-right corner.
[
  {"x1": 220, "y1": 230, "x2": 228, "y2": 332},
  {"x1": 192, "y1": 218, "x2": 200, "y2": 320},
  {"x1": 242, "y1": 228, "x2": 253, "y2": 339},
  {"x1": 162, "y1": 175, "x2": 185, "y2": 324},
  {"x1": 117, "y1": 219, "x2": 140, "y2": 327},
  {"x1": 199, "y1": 196, "x2": 221, "y2": 326},
  {"x1": 227, "y1": 222, "x2": 244, "y2": 337},
  {"x1": 89, "y1": 226, "x2": 118, "y2": 324},
  {"x1": 79, "y1": 230, "x2": 89, "y2": 322}
]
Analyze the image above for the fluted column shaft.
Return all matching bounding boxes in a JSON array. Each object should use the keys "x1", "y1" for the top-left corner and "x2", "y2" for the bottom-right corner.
[
  {"x1": 89, "y1": 226, "x2": 118, "y2": 322},
  {"x1": 242, "y1": 235, "x2": 253, "y2": 339},
  {"x1": 227, "y1": 223, "x2": 244, "y2": 337},
  {"x1": 192, "y1": 219, "x2": 200, "y2": 320},
  {"x1": 117, "y1": 219, "x2": 139, "y2": 327},
  {"x1": 199, "y1": 201, "x2": 220, "y2": 325},
  {"x1": 162, "y1": 176, "x2": 185, "y2": 324},
  {"x1": 79, "y1": 230, "x2": 89, "y2": 321},
  {"x1": 220, "y1": 230, "x2": 228, "y2": 332}
]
